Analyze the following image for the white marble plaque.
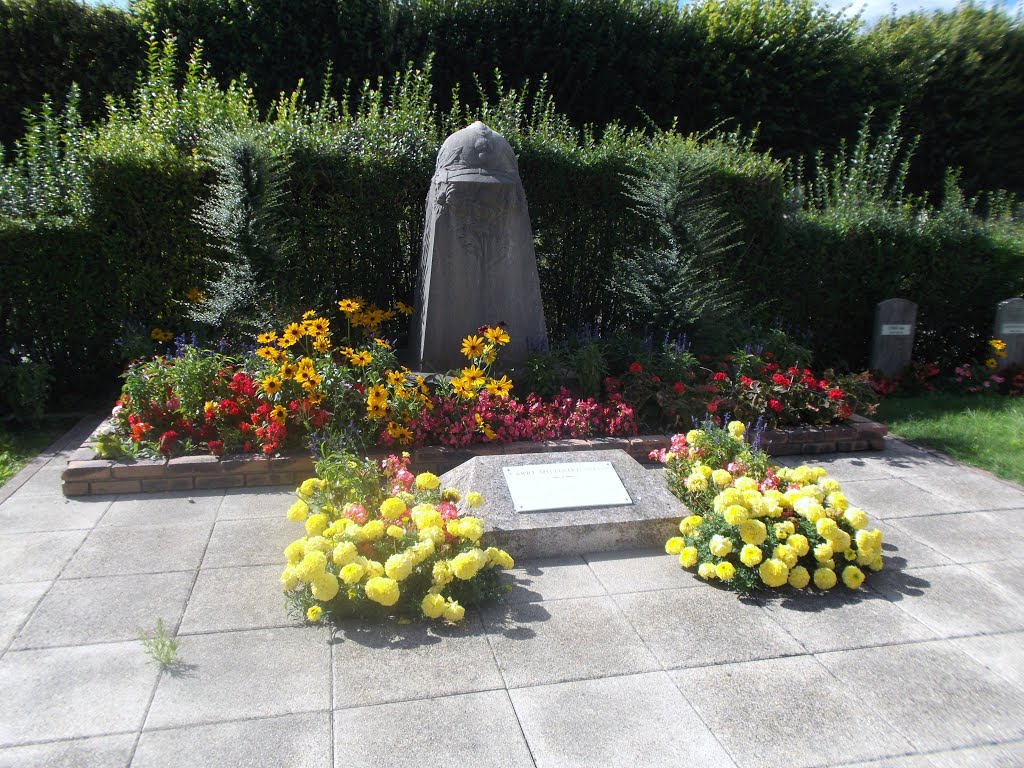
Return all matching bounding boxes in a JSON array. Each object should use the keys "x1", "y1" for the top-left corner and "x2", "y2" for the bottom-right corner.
[
  {"x1": 503, "y1": 461, "x2": 633, "y2": 513},
  {"x1": 1000, "y1": 323, "x2": 1024, "y2": 335},
  {"x1": 880, "y1": 324, "x2": 913, "y2": 336}
]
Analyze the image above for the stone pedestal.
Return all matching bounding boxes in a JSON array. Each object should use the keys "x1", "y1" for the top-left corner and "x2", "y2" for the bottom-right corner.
[
  {"x1": 994, "y1": 297, "x2": 1024, "y2": 370},
  {"x1": 410, "y1": 121, "x2": 548, "y2": 372},
  {"x1": 870, "y1": 299, "x2": 917, "y2": 377}
]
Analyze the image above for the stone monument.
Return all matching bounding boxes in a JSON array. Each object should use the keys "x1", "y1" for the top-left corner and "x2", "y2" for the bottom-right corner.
[
  {"x1": 994, "y1": 297, "x2": 1024, "y2": 370},
  {"x1": 870, "y1": 298, "x2": 917, "y2": 376},
  {"x1": 410, "y1": 121, "x2": 548, "y2": 371}
]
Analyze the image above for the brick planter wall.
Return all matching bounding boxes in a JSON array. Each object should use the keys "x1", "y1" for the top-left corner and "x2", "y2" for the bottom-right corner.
[{"x1": 62, "y1": 415, "x2": 887, "y2": 497}]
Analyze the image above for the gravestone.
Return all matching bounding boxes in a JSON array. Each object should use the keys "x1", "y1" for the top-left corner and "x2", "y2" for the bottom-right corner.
[
  {"x1": 994, "y1": 297, "x2": 1024, "y2": 370},
  {"x1": 870, "y1": 298, "x2": 917, "y2": 376},
  {"x1": 410, "y1": 121, "x2": 548, "y2": 372},
  {"x1": 440, "y1": 449, "x2": 684, "y2": 558}
]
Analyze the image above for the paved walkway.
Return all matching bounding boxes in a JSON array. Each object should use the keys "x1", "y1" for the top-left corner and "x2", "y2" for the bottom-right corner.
[{"x1": 0, "y1": 423, "x2": 1022, "y2": 767}]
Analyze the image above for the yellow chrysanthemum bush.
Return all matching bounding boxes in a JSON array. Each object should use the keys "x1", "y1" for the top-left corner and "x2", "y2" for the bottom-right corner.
[
  {"x1": 658, "y1": 420, "x2": 884, "y2": 593},
  {"x1": 282, "y1": 451, "x2": 513, "y2": 624}
]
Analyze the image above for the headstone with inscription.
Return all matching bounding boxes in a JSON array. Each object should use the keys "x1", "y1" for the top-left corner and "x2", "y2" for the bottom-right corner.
[
  {"x1": 870, "y1": 298, "x2": 917, "y2": 376},
  {"x1": 439, "y1": 450, "x2": 684, "y2": 558},
  {"x1": 410, "y1": 121, "x2": 548, "y2": 371},
  {"x1": 994, "y1": 297, "x2": 1024, "y2": 370}
]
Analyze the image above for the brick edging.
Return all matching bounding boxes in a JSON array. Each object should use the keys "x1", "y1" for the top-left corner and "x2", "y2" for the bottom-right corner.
[{"x1": 62, "y1": 417, "x2": 888, "y2": 496}]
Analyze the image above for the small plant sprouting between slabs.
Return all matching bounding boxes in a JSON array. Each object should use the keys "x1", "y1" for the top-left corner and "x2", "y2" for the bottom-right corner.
[{"x1": 139, "y1": 619, "x2": 180, "y2": 670}]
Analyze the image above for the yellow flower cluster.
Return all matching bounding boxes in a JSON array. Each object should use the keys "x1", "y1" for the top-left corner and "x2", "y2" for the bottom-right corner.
[
  {"x1": 281, "y1": 470, "x2": 514, "y2": 624},
  {"x1": 664, "y1": 425, "x2": 884, "y2": 593}
]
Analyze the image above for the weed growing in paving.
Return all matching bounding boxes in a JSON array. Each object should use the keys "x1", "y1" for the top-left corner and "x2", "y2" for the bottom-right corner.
[{"x1": 139, "y1": 619, "x2": 180, "y2": 670}]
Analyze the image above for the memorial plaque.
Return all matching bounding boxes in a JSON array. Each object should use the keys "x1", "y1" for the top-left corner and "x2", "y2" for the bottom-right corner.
[
  {"x1": 871, "y1": 298, "x2": 917, "y2": 376},
  {"x1": 994, "y1": 297, "x2": 1024, "y2": 370},
  {"x1": 1001, "y1": 324, "x2": 1024, "y2": 335},
  {"x1": 880, "y1": 324, "x2": 913, "y2": 336},
  {"x1": 502, "y1": 461, "x2": 632, "y2": 513}
]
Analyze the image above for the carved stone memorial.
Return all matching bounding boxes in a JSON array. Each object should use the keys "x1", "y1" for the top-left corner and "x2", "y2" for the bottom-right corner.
[
  {"x1": 994, "y1": 297, "x2": 1024, "y2": 370},
  {"x1": 410, "y1": 121, "x2": 548, "y2": 371},
  {"x1": 870, "y1": 298, "x2": 917, "y2": 376}
]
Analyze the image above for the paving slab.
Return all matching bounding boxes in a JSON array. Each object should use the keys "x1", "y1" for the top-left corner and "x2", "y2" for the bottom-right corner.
[
  {"x1": 877, "y1": 521, "x2": 955, "y2": 570},
  {"x1": 894, "y1": 510, "x2": 1021, "y2": 564},
  {"x1": 217, "y1": 488, "x2": 294, "y2": 520},
  {"x1": 0, "y1": 734, "x2": 136, "y2": 768},
  {"x1": 510, "y1": 671, "x2": 735, "y2": 767},
  {"x1": 497, "y1": 555, "x2": 607, "y2": 604},
  {"x1": 200, "y1": 518, "x2": 298, "y2": 569},
  {"x1": 0, "y1": 529, "x2": 88, "y2": 584},
  {"x1": 614, "y1": 587, "x2": 804, "y2": 668},
  {"x1": 10, "y1": 466, "x2": 66, "y2": 498},
  {"x1": 818, "y1": 640, "x2": 1024, "y2": 752},
  {"x1": 965, "y1": 558, "x2": 1024, "y2": 599},
  {"x1": 145, "y1": 626, "x2": 330, "y2": 729},
  {"x1": 333, "y1": 612, "x2": 504, "y2": 708},
  {"x1": 672, "y1": 655, "x2": 912, "y2": 768},
  {"x1": 0, "y1": 641, "x2": 158, "y2": 746},
  {"x1": 178, "y1": 564, "x2": 288, "y2": 634},
  {"x1": 584, "y1": 547, "x2": 703, "y2": 594},
  {"x1": 11, "y1": 571, "x2": 194, "y2": 650},
  {"x1": 927, "y1": 740, "x2": 1024, "y2": 767},
  {"x1": 99, "y1": 490, "x2": 223, "y2": 528},
  {"x1": 952, "y1": 632, "x2": 1024, "y2": 690},
  {"x1": 482, "y1": 595, "x2": 660, "y2": 688},
  {"x1": 834, "y1": 755, "x2": 938, "y2": 768},
  {"x1": 903, "y1": 471, "x2": 1024, "y2": 511},
  {"x1": 840, "y1": 479, "x2": 960, "y2": 520},
  {"x1": 870, "y1": 564, "x2": 1024, "y2": 637},
  {"x1": 0, "y1": 581, "x2": 49, "y2": 654},
  {"x1": 0, "y1": 494, "x2": 113, "y2": 534},
  {"x1": 760, "y1": 589, "x2": 936, "y2": 653},
  {"x1": 62, "y1": 522, "x2": 212, "y2": 578},
  {"x1": 133, "y1": 711, "x2": 331, "y2": 768},
  {"x1": 334, "y1": 690, "x2": 534, "y2": 768}
]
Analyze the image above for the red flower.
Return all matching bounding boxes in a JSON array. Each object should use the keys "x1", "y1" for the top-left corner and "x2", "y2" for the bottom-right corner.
[
  {"x1": 828, "y1": 388, "x2": 844, "y2": 401},
  {"x1": 672, "y1": 381, "x2": 686, "y2": 394},
  {"x1": 706, "y1": 401, "x2": 718, "y2": 413},
  {"x1": 772, "y1": 373, "x2": 790, "y2": 387},
  {"x1": 628, "y1": 362, "x2": 643, "y2": 374},
  {"x1": 739, "y1": 375, "x2": 753, "y2": 388},
  {"x1": 711, "y1": 372, "x2": 728, "y2": 382},
  {"x1": 207, "y1": 440, "x2": 224, "y2": 456},
  {"x1": 769, "y1": 399, "x2": 783, "y2": 412}
]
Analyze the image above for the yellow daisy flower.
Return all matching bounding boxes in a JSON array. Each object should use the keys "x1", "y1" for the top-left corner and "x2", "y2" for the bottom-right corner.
[{"x1": 461, "y1": 335, "x2": 485, "y2": 359}]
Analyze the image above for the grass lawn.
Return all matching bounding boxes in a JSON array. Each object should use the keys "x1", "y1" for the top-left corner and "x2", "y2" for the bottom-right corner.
[
  {"x1": 0, "y1": 418, "x2": 77, "y2": 488},
  {"x1": 876, "y1": 393, "x2": 1024, "y2": 486}
]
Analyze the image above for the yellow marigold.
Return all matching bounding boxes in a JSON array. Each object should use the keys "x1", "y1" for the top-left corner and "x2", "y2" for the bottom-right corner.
[
  {"x1": 727, "y1": 420, "x2": 745, "y2": 440},
  {"x1": 304, "y1": 513, "x2": 329, "y2": 537},
  {"x1": 433, "y1": 560, "x2": 454, "y2": 586},
  {"x1": 716, "y1": 561, "x2": 736, "y2": 581},
  {"x1": 826, "y1": 491, "x2": 849, "y2": 513},
  {"x1": 284, "y1": 539, "x2": 306, "y2": 564},
  {"x1": 735, "y1": 477, "x2": 759, "y2": 493},
  {"x1": 452, "y1": 549, "x2": 488, "y2": 580},
  {"x1": 286, "y1": 500, "x2": 309, "y2": 523},
  {"x1": 680, "y1": 515, "x2": 703, "y2": 534},
  {"x1": 842, "y1": 565, "x2": 865, "y2": 589},
  {"x1": 386, "y1": 524, "x2": 405, "y2": 540},
  {"x1": 385, "y1": 553, "x2": 414, "y2": 581},
  {"x1": 738, "y1": 519, "x2": 767, "y2": 546},
  {"x1": 363, "y1": 520, "x2": 385, "y2": 540},
  {"x1": 298, "y1": 477, "x2": 325, "y2": 498},
  {"x1": 280, "y1": 566, "x2": 300, "y2": 591},
  {"x1": 788, "y1": 565, "x2": 811, "y2": 589},
  {"x1": 304, "y1": 536, "x2": 331, "y2": 555},
  {"x1": 485, "y1": 547, "x2": 514, "y2": 569},
  {"x1": 295, "y1": 551, "x2": 328, "y2": 582},
  {"x1": 685, "y1": 474, "x2": 708, "y2": 493},
  {"x1": 787, "y1": 533, "x2": 810, "y2": 557},
  {"x1": 415, "y1": 472, "x2": 440, "y2": 491},
  {"x1": 709, "y1": 534, "x2": 733, "y2": 557},
  {"x1": 816, "y1": 518, "x2": 840, "y2": 538},
  {"x1": 340, "y1": 562, "x2": 366, "y2": 584},
  {"x1": 454, "y1": 516, "x2": 483, "y2": 543},
  {"x1": 679, "y1": 547, "x2": 699, "y2": 568},
  {"x1": 758, "y1": 558, "x2": 790, "y2": 588},
  {"x1": 739, "y1": 543, "x2": 763, "y2": 567},
  {"x1": 773, "y1": 544, "x2": 798, "y2": 569},
  {"x1": 306, "y1": 605, "x2": 322, "y2": 622},
  {"x1": 364, "y1": 576, "x2": 400, "y2": 606},
  {"x1": 466, "y1": 491, "x2": 483, "y2": 507},
  {"x1": 697, "y1": 562, "x2": 718, "y2": 580},
  {"x1": 844, "y1": 508, "x2": 869, "y2": 530},
  {"x1": 421, "y1": 593, "x2": 446, "y2": 619},
  {"x1": 665, "y1": 537, "x2": 685, "y2": 555},
  {"x1": 712, "y1": 469, "x2": 733, "y2": 488},
  {"x1": 814, "y1": 542, "x2": 834, "y2": 563},
  {"x1": 332, "y1": 541, "x2": 357, "y2": 568},
  {"x1": 443, "y1": 599, "x2": 465, "y2": 623},
  {"x1": 311, "y1": 572, "x2": 340, "y2": 601},
  {"x1": 379, "y1": 497, "x2": 407, "y2": 520},
  {"x1": 686, "y1": 429, "x2": 707, "y2": 446},
  {"x1": 813, "y1": 567, "x2": 838, "y2": 590},
  {"x1": 723, "y1": 505, "x2": 749, "y2": 526}
]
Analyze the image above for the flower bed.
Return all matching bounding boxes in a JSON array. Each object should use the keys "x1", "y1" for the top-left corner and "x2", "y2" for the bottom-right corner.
[
  {"x1": 61, "y1": 415, "x2": 887, "y2": 496},
  {"x1": 656, "y1": 421, "x2": 885, "y2": 592},
  {"x1": 281, "y1": 453, "x2": 513, "y2": 625}
]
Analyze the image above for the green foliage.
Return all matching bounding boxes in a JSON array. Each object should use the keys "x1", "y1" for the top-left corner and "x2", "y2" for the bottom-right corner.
[
  {"x1": 0, "y1": 356, "x2": 51, "y2": 422},
  {"x1": 138, "y1": 618, "x2": 180, "y2": 670},
  {"x1": 0, "y1": 0, "x2": 142, "y2": 150}
]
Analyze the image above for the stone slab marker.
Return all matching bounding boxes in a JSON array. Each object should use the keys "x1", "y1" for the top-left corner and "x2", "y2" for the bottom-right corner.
[
  {"x1": 411, "y1": 121, "x2": 548, "y2": 372},
  {"x1": 994, "y1": 297, "x2": 1024, "y2": 370},
  {"x1": 870, "y1": 298, "x2": 917, "y2": 376}
]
